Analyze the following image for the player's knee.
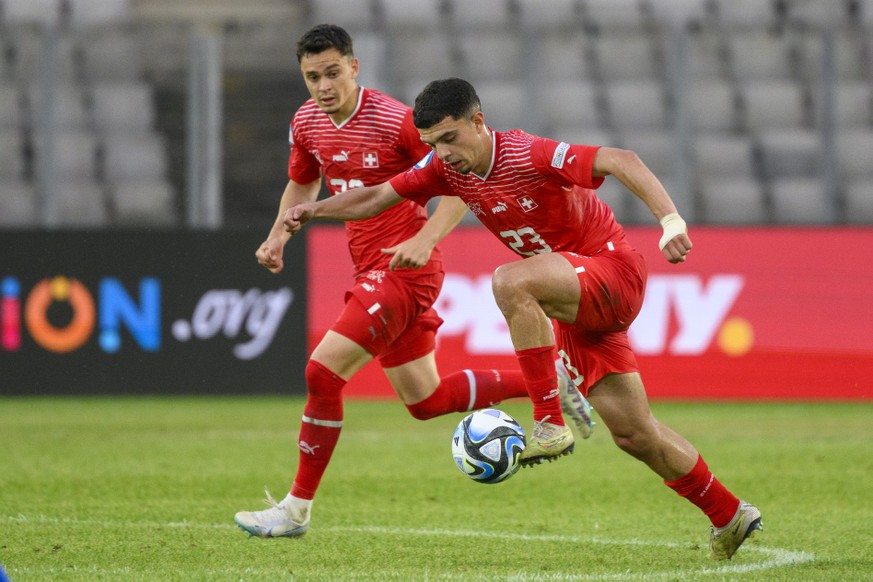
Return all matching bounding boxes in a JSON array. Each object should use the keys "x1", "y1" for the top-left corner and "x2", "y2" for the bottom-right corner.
[
  {"x1": 305, "y1": 360, "x2": 343, "y2": 401},
  {"x1": 491, "y1": 265, "x2": 524, "y2": 310},
  {"x1": 612, "y1": 429, "x2": 658, "y2": 461}
]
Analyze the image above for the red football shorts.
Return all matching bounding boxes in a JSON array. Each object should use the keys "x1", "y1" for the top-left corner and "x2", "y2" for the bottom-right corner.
[
  {"x1": 331, "y1": 268, "x2": 444, "y2": 368},
  {"x1": 554, "y1": 246, "x2": 648, "y2": 396}
]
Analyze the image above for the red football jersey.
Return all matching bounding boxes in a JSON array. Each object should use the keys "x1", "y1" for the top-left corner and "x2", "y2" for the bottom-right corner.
[
  {"x1": 289, "y1": 88, "x2": 437, "y2": 276},
  {"x1": 390, "y1": 129, "x2": 628, "y2": 257}
]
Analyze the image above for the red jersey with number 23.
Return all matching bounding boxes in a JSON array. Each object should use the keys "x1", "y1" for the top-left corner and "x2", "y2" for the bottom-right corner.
[
  {"x1": 289, "y1": 87, "x2": 437, "y2": 276},
  {"x1": 390, "y1": 129, "x2": 627, "y2": 257}
]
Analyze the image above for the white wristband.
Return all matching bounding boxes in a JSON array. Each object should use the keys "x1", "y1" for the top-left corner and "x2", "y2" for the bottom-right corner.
[{"x1": 658, "y1": 213, "x2": 687, "y2": 250}]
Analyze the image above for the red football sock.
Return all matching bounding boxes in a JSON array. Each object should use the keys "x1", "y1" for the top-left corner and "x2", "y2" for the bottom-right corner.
[
  {"x1": 515, "y1": 346, "x2": 564, "y2": 425},
  {"x1": 664, "y1": 455, "x2": 741, "y2": 528},
  {"x1": 405, "y1": 369, "x2": 528, "y2": 420},
  {"x1": 290, "y1": 360, "x2": 345, "y2": 500}
]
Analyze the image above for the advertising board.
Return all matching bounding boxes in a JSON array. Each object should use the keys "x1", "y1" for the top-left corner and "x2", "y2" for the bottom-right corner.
[
  {"x1": 0, "y1": 231, "x2": 307, "y2": 394},
  {"x1": 309, "y1": 226, "x2": 873, "y2": 400}
]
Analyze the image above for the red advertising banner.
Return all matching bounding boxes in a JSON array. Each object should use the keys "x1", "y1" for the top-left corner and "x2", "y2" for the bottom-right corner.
[{"x1": 309, "y1": 226, "x2": 873, "y2": 400}]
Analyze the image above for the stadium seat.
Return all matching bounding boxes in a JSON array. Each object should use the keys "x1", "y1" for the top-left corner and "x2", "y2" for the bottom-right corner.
[
  {"x1": 2, "y1": 0, "x2": 63, "y2": 27},
  {"x1": 591, "y1": 31, "x2": 659, "y2": 80},
  {"x1": 844, "y1": 180, "x2": 873, "y2": 224},
  {"x1": 0, "y1": 130, "x2": 26, "y2": 179},
  {"x1": 582, "y1": 0, "x2": 646, "y2": 29},
  {"x1": 389, "y1": 29, "x2": 457, "y2": 87},
  {"x1": 739, "y1": 80, "x2": 808, "y2": 130},
  {"x1": 684, "y1": 28, "x2": 728, "y2": 80},
  {"x1": 33, "y1": 129, "x2": 99, "y2": 179},
  {"x1": 90, "y1": 81, "x2": 156, "y2": 131},
  {"x1": 102, "y1": 134, "x2": 168, "y2": 183},
  {"x1": 27, "y1": 84, "x2": 90, "y2": 130},
  {"x1": 536, "y1": 81, "x2": 600, "y2": 135},
  {"x1": 458, "y1": 31, "x2": 524, "y2": 81},
  {"x1": 711, "y1": 0, "x2": 780, "y2": 28},
  {"x1": 380, "y1": 0, "x2": 442, "y2": 28},
  {"x1": 475, "y1": 81, "x2": 527, "y2": 131},
  {"x1": 727, "y1": 30, "x2": 796, "y2": 80},
  {"x1": 698, "y1": 177, "x2": 767, "y2": 224},
  {"x1": 688, "y1": 80, "x2": 738, "y2": 132},
  {"x1": 80, "y1": 30, "x2": 145, "y2": 81},
  {"x1": 449, "y1": 0, "x2": 514, "y2": 28},
  {"x1": 351, "y1": 32, "x2": 389, "y2": 91},
  {"x1": 856, "y1": 0, "x2": 873, "y2": 26},
  {"x1": 10, "y1": 31, "x2": 80, "y2": 81},
  {"x1": 770, "y1": 178, "x2": 836, "y2": 224},
  {"x1": 517, "y1": 0, "x2": 579, "y2": 29},
  {"x1": 785, "y1": 0, "x2": 853, "y2": 27},
  {"x1": 799, "y1": 30, "x2": 867, "y2": 82},
  {"x1": 647, "y1": 0, "x2": 709, "y2": 29},
  {"x1": 595, "y1": 177, "x2": 633, "y2": 223},
  {"x1": 833, "y1": 82, "x2": 873, "y2": 128},
  {"x1": 0, "y1": 179, "x2": 37, "y2": 226},
  {"x1": 534, "y1": 31, "x2": 590, "y2": 82},
  {"x1": 757, "y1": 128, "x2": 820, "y2": 179},
  {"x1": 67, "y1": 0, "x2": 131, "y2": 29},
  {"x1": 309, "y1": 0, "x2": 379, "y2": 30},
  {"x1": 0, "y1": 86, "x2": 23, "y2": 128},
  {"x1": 693, "y1": 134, "x2": 756, "y2": 179},
  {"x1": 836, "y1": 130, "x2": 873, "y2": 178},
  {"x1": 55, "y1": 179, "x2": 110, "y2": 227},
  {"x1": 111, "y1": 179, "x2": 177, "y2": 226},
  {"x1": 605, "y1": 80, "x2": 668, "y2": 129},
  {"x1": 619, "y1": 131, "x2": 678, "y2": 180}
]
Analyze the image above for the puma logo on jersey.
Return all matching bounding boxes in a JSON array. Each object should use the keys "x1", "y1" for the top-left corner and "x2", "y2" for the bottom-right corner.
[
  {"x1": 491, "y1": 202, "x2": 508, "y2": 214},
  {"x1": 332, "y1": 150, "x2": 349, "y2": 162}
]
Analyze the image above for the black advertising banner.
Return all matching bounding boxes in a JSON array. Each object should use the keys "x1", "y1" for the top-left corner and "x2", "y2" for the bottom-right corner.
[{"x1": 0, "y1": 230, "x2": 307, "y2": 395}]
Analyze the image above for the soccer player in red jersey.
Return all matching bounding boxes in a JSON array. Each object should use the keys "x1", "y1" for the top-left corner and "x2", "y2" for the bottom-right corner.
[
  {"x1": 283, "y1": 78, "x2": 762, "y2": 560},
  {"x1": 234, "y1": 29, "x2": 594, "y2": 540}
]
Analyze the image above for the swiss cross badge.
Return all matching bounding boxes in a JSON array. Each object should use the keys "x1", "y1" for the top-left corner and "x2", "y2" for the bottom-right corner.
[
  {"x1": 362, "y1": 152, "x2": 379, "y2": 168},
  {"x1": 517, "y1": 195, "x2": 538, "y2": 212}
]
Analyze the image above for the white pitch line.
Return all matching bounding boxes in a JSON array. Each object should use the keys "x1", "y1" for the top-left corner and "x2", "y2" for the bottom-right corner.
[{"x1": 2, "y1": 514, "x2": 815, "y2": 580}]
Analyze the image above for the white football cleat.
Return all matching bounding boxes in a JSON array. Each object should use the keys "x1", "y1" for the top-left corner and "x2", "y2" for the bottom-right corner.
[
  {"x1": 234, "y1": 491, "x2": 310, "y2": 538},
  {"x1": 557, "y1": 360, "x2": 595, "y2": 439},
  {"x1": 709, "y1": 501, "x2": 763, "y2": 560},
  {"x1": 519, "y1": 415, "x2": 575, "y2": 467}
]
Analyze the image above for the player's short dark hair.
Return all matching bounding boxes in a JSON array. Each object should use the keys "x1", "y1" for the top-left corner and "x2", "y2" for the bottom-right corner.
[
  {"x1": 296, "y1": 24, "x2": 354, "y2": 63},
  {"x1": 413, "y1": 78, "x2": 481, "y2": 129}
]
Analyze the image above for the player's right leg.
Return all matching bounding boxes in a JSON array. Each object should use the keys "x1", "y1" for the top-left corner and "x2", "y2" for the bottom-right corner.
[
  {"x1": 587, "y1": 372, "x2": 761, "y2": 559},
  {"x1": 234, "y1": 330, "x2": 374, "y2": 538},
  {"x1": 491, "y1": 254, "x2": 584, "y2": 464}
]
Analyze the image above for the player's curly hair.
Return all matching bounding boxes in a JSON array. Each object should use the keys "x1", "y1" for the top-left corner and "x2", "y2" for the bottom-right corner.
[
  {"x1": 296, "y1": 24, "x2": 354, "y2": 63},
  {"x1": 413, "y1": 78, "x2": 481, "y2": 129}
]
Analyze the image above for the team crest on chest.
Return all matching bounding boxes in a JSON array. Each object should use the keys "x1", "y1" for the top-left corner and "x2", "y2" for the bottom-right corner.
[
  {"x1": 516, "y1": 195, "x2": 538, "y2": 212},
  {"x1": 362, "y1": 152, "x2": 380, "y2": 168},
  {"x1": 468, "y1": 201, "x2": 484, "y2": 216}
]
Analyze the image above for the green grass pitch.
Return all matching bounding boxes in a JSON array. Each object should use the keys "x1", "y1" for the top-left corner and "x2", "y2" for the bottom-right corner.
[{"x1": 1, "y1": 396, "x2": 871, "y2": 580}]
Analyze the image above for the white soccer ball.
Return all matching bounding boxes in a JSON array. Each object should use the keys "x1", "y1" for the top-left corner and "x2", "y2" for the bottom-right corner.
[{"x1": 451, "y1": 408, "x2": 526, "y2": 484}]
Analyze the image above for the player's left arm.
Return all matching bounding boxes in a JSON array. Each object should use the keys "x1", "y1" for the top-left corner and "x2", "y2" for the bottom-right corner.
[
  {"x1": 381, "y1": 195, "x2": 468, "y2": 271},
  {"x1": 592, "y1": 146, "x2": 692, "y2": 264}
]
